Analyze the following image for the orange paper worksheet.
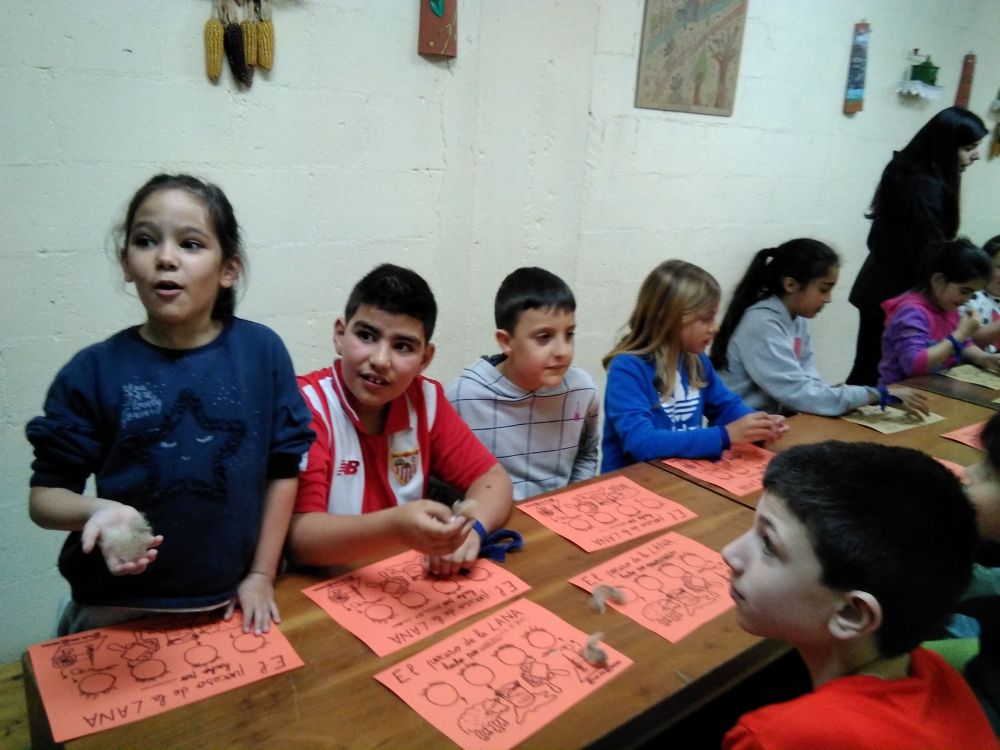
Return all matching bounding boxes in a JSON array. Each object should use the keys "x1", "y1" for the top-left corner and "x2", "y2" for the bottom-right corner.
[
  {"x1": 374, "y1": 598, "x2": 631, "y2": 750},
  {"x1": 517, "y1": 476, "x2": 696, "y2": 551},
  {"x1": 570, "y1": 532, "x2": 733, "y2": 643},
  {"x1": 942, "y1": 421, "x2": 986, "y2": 450},
  {"x1": 663, "y1": 443, "x2": 774, "y2": 496},
  {"x1": 302, "y1": 552, "x2": 531, "y2": 656},
  {"x1": 27, "y1": 611, "x2": 303, "y2": 743}
]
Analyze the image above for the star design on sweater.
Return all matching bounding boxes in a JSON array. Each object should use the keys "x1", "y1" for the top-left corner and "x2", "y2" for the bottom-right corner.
[{"x1": 122, "y1": 389, "x2": 246, "y2": 502}]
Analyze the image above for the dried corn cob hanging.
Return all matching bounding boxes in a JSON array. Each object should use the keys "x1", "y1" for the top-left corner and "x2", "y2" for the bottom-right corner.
[
  {"x1": 223, "y1": 0, "x2": 252, "y2": 86},
  {"x1": 256, "y1": 0, "x2": 275, "y2": 71},
  {"x1": 241, "y1": 0, "x2": 258, "y2": 68},
  {"x1": 204, "y1": 0, "x2": 224, "y2": 82}
]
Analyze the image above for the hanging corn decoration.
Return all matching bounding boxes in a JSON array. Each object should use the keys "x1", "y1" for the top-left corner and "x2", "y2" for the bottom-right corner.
[
  {"x1": 223, "y1": 0, "x2": 252, "y2": 86},
  {"x1": 256, "y1": 0, "x2": 275, "y2": 71},
  {"x1": 204, "y1": 0, "x2": 224, "y2": 82},
  {"x1": 241, "y1": 0, "x2": 258, "y2": 68}
]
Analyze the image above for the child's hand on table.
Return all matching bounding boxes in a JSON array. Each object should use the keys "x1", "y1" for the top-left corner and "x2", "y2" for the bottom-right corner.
[
  {"x1": 980, "y1": 354, "x2": 1000, "y2": 375},
  {"x1": 887, "y1": 385, "x2": 929, "y2": 416},
  {"x1": 227, "y1": 572, "x2": 279, "y2": 635},
  {"x1": 766, "y1": 414, "x2": 789, "y2": 439},
  {"x1": 727, "y1": 412, "x2": 783, "y2": 445},
  {"x1": 424, "y1": 530, "x2": 481, "y2": 577}
]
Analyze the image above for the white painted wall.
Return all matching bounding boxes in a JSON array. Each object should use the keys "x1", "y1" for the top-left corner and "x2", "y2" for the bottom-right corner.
[{"x1": 2, "y1": 0, "x2": 997, "y2": 661}]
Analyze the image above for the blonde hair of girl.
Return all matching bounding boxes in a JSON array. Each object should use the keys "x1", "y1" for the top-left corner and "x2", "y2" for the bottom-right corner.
[{"x1": 603, "y1": 259, "x2": 721, "y2": 396}]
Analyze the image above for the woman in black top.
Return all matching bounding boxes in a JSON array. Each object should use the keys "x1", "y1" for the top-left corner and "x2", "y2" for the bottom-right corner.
[{"x1": 847, "y1": 106, "x2": 988, "y2": 385}]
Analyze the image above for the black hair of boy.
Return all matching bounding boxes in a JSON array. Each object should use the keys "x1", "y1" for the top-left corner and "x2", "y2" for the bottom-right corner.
[
  {"x1": 984, "y1": 234, "x2": 1000, "y2": 258},
  {"x1": 763, "y1": 441, "x2": 977, "y2": 657},
  {"x1": 494, "y1": 267, "x2": 575, "y2": 332},
  {"x1": 345, "y1": 264, "x2": 438, "y2": 340}
]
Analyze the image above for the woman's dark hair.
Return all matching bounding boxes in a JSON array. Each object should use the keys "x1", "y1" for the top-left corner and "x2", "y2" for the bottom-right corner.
[
  {"x1": 119, "y1": 174, "x2": 245, "y2": 319},
  {"x1": 868, "y1": 107, "x2": 987, "y2": 237},
  {"x1": 711, "y1": 239, "x2": 839, "y2": 371},
  {"x1": 917, "y1": 237, "x2": 991, "y2": 294}
]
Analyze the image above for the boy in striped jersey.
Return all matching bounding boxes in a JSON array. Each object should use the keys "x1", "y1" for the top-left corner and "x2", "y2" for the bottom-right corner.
[{"x1": 287, "y1": 264, "x2": 512, "y2": 576}]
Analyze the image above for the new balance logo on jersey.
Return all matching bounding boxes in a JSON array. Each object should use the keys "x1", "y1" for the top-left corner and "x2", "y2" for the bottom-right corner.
[{"x1": 338, "y1": 459, "x2": 360, "y2": 476}]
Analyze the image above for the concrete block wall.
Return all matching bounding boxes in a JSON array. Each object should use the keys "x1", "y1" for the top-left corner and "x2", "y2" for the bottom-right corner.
[{"x1": 2, "y1": 0, "x2": 997, "y2": 661}]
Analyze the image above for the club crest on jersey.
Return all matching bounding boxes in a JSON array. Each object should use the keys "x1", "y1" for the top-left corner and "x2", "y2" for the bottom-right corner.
[{"x1": 391, "y1": 449, "x2": 419, "y2": 485}]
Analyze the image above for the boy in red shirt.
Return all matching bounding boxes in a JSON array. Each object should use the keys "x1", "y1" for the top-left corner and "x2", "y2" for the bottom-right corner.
[
  {"x1": 287, "y1": 264, "x2": 513, "y2": 576},
  {"x1": 723, "y1": 441, "x2": 998, "y2": 750},
  {"x1": 959, "y1": 413, "x2": 1000, "y2": 732}
]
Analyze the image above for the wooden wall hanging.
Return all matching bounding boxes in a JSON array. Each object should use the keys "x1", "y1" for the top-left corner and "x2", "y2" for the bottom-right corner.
[
  {"x1": 843, "y1": 22, "x2": 870, "y2": 114},
  {"x1": 418, "y1": 0, "x2": 457, "y2": 58},
  {"x1": 955, "y1": 53, "x2": 976, "y2": 108}
]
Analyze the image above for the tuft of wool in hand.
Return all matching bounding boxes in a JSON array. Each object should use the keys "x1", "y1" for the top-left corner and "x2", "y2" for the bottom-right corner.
[
  {"x1": 589, "y1": 584, "x2": 626, "y2": 614},
  {"x1": 102, "y1": 514, "x2": 154, "y2": 563}
]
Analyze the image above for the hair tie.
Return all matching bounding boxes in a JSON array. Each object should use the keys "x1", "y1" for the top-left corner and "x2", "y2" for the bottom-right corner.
[{"x1": 764, "y1": 254, "x2": 774, "y2": 266}]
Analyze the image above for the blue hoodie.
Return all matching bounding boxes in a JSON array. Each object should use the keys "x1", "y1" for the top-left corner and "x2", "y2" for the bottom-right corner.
[{"x1": 601, "y1": 352, "x2": 752, "y2": 472}]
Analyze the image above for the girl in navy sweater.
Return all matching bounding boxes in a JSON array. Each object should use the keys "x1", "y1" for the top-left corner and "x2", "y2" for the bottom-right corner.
[{"x1": 27, "y1": 175, "x2": 314, "y2": 635}]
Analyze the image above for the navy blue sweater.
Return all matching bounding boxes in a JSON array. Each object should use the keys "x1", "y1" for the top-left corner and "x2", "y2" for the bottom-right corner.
[{"x1": 27, "y1": 318, "x2": 314, "y2": 609}]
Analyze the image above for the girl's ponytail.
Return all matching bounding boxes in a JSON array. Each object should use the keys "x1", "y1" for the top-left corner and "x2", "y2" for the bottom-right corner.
[
  {"x1": 711, "y1": 238, "x2": 839, "y2": 371},
  {"x1": 711, "y1": 248, "x2": 775, "y2": 370}
]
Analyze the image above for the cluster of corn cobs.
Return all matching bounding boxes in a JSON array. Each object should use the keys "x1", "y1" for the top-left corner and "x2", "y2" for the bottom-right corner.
[{"x1": 205, "y1": 0, "x2": 274, "y2": 86}]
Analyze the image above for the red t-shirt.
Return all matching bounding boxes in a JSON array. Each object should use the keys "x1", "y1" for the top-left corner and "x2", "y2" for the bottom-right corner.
[
  {"x1": 294, "y1": 362, "x2": 497, "y2": 515},
  {"x1": 723, "y1": 648, "x2": 1000, "y2": 750}
]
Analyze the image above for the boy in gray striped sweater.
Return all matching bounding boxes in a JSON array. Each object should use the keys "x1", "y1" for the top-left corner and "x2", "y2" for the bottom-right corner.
[{"x1": 446, "y1": 268, "x2": 599, "y2": 501}]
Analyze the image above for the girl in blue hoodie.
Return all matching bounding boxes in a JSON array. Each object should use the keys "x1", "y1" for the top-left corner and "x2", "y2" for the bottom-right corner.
[{"x1": 600, "y1": 260, "x2": 785, "y2": 473}]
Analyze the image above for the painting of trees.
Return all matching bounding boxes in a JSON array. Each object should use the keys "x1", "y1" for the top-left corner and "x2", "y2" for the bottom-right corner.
[{"x1": 635, "y1": 0, "x2": 748, "y2": 116}]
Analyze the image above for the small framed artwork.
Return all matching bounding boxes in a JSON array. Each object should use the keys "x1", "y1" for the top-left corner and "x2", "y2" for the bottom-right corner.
[{"x1": 635, "y1": 0, "x2": 748, "y2": 116}]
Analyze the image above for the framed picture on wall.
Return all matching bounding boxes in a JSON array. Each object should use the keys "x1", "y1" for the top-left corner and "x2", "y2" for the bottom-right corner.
[{"x1": 635, "y1": 0, "x2": 748, "y2": 116}]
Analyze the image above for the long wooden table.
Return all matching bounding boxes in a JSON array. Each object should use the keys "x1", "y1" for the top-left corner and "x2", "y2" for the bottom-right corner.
[
  {"x1": 770, "y1": 390, "x2": 990, "y2": 460},
  {"x1": 655, "y1": 390, "x2": 991, "y2": 509},
  {"x1": 905, "y1": 373, "x2": 1000, "y2": 412},
  {"x1": 21, "y1": 462, "x2": 784, "y2": 750}
]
